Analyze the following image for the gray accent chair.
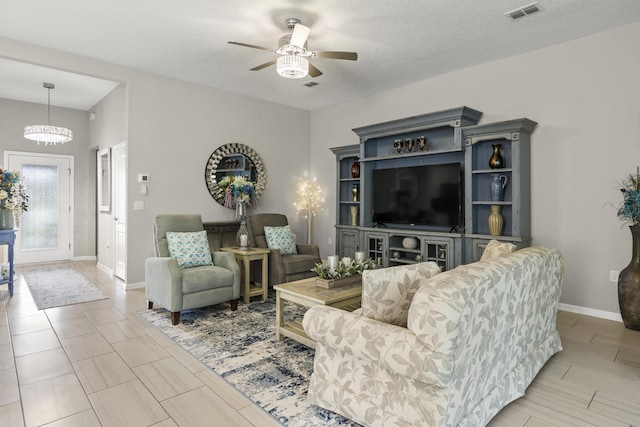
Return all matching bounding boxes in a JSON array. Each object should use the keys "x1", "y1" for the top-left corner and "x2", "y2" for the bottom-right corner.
[
  {"x1": 247, "y1": 213, "x2": 321, "y2": 286},
  {"x1": 145, "y1": 214, "x2": 240, "y2": 325}
]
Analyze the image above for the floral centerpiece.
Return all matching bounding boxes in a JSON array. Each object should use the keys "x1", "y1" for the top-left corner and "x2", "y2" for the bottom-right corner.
[
  {"x1": 0, "y1": 168, "x2": 28, "y2": 228},
  {"x1": 312, "y1": 258, "x2": 376, "y2": 281},
  {"x1": 617, "y1": 166, "x2": 640, "y2": 225},
  {"x1": 218, "y1": 176, "x2": 256, "y2": 208}
]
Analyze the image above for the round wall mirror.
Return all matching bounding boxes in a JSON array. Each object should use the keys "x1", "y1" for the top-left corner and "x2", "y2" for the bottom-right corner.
[{"x1": 205, "y1": 143, "x2": 267, "y2": 207}]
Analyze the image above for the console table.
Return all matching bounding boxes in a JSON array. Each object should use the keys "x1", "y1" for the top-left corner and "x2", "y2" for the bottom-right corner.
[{"x1": 0, "y1": 229, "x2": 16, "y2": 297}]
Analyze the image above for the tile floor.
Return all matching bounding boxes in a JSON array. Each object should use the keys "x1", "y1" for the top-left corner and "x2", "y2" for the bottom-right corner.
[{"x1": 0, "y1": 260, "x2": 639, "y2": 426}]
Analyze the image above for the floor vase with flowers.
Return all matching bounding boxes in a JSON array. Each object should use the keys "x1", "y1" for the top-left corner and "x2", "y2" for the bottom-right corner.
[{"x1": 619, "y1": 225, "x2": 640, "y2": 330}]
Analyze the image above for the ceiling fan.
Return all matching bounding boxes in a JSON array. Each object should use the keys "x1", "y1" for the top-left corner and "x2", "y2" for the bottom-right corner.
[{"x1": 228, "y1": 18, "x2": 358, "y2": 79}]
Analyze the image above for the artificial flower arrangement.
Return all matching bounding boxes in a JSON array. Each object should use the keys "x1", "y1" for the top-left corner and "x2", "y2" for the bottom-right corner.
[
  {"x1": 0, "y1": 168, "x2": 28, "y2": 217},
  {"x1": 218, "y1": 175, "x2": 256, "y2": 208},
  {"x1": 618, "y1": 167, "x2": 640, "y2": 225},
  {"x1": 311, "y1": 258, "x2": 376, "y2": 280}
]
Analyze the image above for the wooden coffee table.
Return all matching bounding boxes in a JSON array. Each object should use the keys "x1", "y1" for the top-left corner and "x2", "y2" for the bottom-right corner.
[{"x1": 274, "y1": 277, "x2": 362, "y2": 348}]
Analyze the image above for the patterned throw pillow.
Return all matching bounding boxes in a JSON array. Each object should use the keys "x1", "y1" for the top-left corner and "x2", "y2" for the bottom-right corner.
[
  {"x1": 166, "y1": 231, "x2": 213, "y2": 269},
  {"x1": 480, "y1": 239, "x2": 517, "y2": 262},
  {"x1": 264, "y1": 225, "x2": 297, "y2": 255},
  {"x1": 361, "y1": 262, "x2": 442, "y2": 327}
]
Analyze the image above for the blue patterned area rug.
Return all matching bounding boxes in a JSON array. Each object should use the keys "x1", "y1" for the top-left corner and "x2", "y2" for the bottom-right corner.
[
  {"x1": 139, "y1": 297, "x2": 361, "y2": 427},
  {"x1": 23, "y1": 267, "x2": 109, "y2": 310}
]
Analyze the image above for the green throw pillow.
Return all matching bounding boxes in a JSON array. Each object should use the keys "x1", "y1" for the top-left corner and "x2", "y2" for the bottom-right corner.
[
  {"x1": 166, "y1": 230, "x2": 213, "y2": 269},
  {"x1": 264, "y1": 225, "x2": 297, "y2": 255}
]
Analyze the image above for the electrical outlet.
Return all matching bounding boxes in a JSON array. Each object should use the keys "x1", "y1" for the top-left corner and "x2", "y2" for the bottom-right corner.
[
  {"x1": 610, "y1": 270, "x2": 619, "y2": 282},
  {"x1": 328, "y1": 237, "x2": 332, "y2": 245}
]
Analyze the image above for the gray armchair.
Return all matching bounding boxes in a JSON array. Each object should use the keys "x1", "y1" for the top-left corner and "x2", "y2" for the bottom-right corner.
[
  {"x1": 145, "y1": 214, "x2": 240, "y2": 324},
  {"x1": 247, "y1": 213, "x2": 320, "y2": 286}
]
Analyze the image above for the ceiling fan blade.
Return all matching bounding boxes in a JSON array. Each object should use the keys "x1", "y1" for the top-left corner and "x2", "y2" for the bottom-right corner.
[
  {"x1": 313, "y1": 51, "x2": 358, "y2": 61},
  {"x1": 308, "y1": 63, "x2": 323, "y2": 78},
  {"x1": 250, "y1": 60, "x2": 277, "y2": 71},
  {"x1": 290, "y1": 24, "x2": 310, "y2": 48},
  {"x1": 228, "y1": 41, "x2": 273, "y2": 52}
]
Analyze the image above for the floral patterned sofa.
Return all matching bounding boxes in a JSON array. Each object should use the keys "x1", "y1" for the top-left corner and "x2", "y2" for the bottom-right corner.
[{"x1": 302, "y1": 245, "x2": 564, "y2": 427}]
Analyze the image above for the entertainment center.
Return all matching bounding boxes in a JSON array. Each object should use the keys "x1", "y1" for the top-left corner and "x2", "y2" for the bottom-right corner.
[{"x1": 331, "y1": 106, "x2": 536, "y2": 270}]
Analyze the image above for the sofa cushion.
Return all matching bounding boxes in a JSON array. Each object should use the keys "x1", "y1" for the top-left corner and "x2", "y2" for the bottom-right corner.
[
  {"x1": 480, "y1": 239, "x2": 517, "y2": 262},
  {"x1": 166, "y1": 231, "x2": 213, "y2": 269},
  {"x1": 181, "y1": 265, "x2": 233, "y2": 293},
  {"x1": 361, "y1": 262, "x2": 442, "y2": 327},
  {"x1": 264, "y1": 225, "x2": 297, "y2": 255}
]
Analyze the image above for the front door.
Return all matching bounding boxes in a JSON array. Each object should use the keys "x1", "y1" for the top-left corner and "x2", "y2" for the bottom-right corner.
[{"x1": 5, "y1": 151, "x2": 73, "y2": 264}]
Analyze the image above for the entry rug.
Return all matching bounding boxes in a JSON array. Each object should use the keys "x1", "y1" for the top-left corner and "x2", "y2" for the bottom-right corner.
[
  {"x1": 23, "y1": 267, "x2": 108, "y2": 310},
  {"x1": 139, "y1": 299, "x2": 361, "y2": 427}
]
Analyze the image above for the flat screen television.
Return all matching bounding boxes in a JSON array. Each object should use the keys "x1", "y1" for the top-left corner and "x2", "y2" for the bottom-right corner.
[{"x1": 372, "y1": 163, "x2": 463, "y2": 229}]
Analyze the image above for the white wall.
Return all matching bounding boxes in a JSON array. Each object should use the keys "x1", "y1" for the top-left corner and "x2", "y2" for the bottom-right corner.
[
  {"x1": 3, "y1": 20, "x2": 639, "y2": 314},
  {"x1": 0, "y1": 97, "x2": 94, "y2": 258},
  {"x1": 310, "y1": 21, "x2": 640, "y2": 315},
  {"x1": 90, "y1": 84, "x2": 128, "y2": 272},
  {"x1": 1, "y1": 37, "x2": 311, "y2": 286}
]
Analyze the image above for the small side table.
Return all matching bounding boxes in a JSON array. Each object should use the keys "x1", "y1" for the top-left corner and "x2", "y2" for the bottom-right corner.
[
  {"x1": 0, "y1": 229, "x2": 16, "y2": 297},
  {"x1": 221, "y1": 247, "x2": 270, "y2": 304}
]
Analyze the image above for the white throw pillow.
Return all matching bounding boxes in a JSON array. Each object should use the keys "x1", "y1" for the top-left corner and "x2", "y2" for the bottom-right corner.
[{"x1": 166, "y1": 230, "x2": 213, "y2": 269}]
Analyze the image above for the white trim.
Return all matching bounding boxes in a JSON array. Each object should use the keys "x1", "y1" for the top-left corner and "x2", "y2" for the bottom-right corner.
[
  {"x1": 123, "y1": 281, "x2": 144, "y2": 290},
  {"x1": 72, "y1": 255, "x2": 97, "y2": 261},
  {"x1": 558, "y1": 303, "x2": 623, "y2": 322},
  {"x1": 96, "y1": 262, "x2": 113, "y2": 276}
]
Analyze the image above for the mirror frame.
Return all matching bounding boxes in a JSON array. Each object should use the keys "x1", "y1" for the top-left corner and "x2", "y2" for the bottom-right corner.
[
  {"x1": 205, "y1": 143, "x2": 267, "y2": 207},
  {"x1": 97, "y1": 148, "x2": 111, "y2": 212}
]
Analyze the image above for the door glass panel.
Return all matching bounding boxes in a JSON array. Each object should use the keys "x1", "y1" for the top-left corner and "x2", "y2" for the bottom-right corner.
[{"x1": 21, "y1": 164, "x2": 59, "y2": 250}]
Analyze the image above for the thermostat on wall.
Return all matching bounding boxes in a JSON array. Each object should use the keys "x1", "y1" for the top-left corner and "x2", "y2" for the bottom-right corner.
[{"x1": 138, "y1": 174, "x2": 149, "y2": 183}]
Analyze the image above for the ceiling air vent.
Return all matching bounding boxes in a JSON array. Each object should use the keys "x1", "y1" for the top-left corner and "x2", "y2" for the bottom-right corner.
[
  {"x1": 504, "y1": 2, "x2": 542, "y2": 20},
  {"x1": 304, "y1": 81, "x2": 319, "y2": 88}
]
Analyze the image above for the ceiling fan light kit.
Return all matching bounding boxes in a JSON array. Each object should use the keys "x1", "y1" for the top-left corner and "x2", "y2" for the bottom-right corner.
[
  {"x1": 277, "y1": 55, "x2": 309, "y2": 79},
  {"x1": 24, "y1": 82, "x2": 73, "y2": 146},
  {"x1": 228, "y1": 17, "x2": 357, "y2": 80}
]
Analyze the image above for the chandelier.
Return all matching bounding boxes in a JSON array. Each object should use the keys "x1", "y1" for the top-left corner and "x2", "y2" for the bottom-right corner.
[
  {"x1": 24, "y1": 82, "x2": 73, "y2": 146},
  {"x1": 276, "y1": 55, "x2": 309, "y2": 79}
]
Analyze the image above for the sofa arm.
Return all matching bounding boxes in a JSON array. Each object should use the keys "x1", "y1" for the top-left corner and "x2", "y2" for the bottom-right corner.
[
  {"x1": 303, "y1": 305, "x2": 452, "y2": 386},
  {"x1": 145, "y1": 257, "x2": 183, "y2": 312},
  {"x1": 212, "y1": 251, "x2": 241, "y2": 299},
  {"x1": 296, "y1": 244, "x2": 320, "y2": 257}
]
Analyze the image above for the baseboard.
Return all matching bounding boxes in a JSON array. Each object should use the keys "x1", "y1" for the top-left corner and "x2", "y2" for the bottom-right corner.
[
  {"x1": 72, "y1": 255, "x2": 97, "y2": 261},
  {"x1": 124, "y1": 281, "x2": 145, "y2": 290},
  {"x1": 96, "y1": 262, "x2": 113, "y2": 276},
  {"x1": 558, "y1": 303, "x2": 623, "y2": 322}
]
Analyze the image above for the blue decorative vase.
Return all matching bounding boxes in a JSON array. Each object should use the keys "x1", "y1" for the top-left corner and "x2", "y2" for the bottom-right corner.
[{"x1": 490, "y1": 174, "x2": 509, "y2": 201}]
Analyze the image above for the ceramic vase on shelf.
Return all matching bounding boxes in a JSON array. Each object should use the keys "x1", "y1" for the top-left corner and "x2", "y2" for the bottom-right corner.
[
  {"x1": 619, "y1": 224, "x2": 640, "y2": 330},
  {"x1": 350, "y1": 206, "x2": 359, "y2": 226},
  {"x1": 0, "y1": 210, "x2": 14, "y2": 230},
  {"x1": 488, "y1": 205, "x2": 504, "y2": 236},
  {"x1": 490, "y1": 174, "x2": 509, "y2": 202},
  {"x1": 351, "y1": 184, "x2": 359, "y2": 202},
  {"x1": 351, "y1": 158, "x2": 360, "y2": 178},
  {"x1": 489, "y1": 144, "x2": 505, "y2": 169}
]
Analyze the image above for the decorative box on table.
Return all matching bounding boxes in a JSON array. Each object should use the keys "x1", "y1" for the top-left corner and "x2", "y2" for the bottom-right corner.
[{"x1": 315, "y1": 274, "x2": 361, "y2": 289}]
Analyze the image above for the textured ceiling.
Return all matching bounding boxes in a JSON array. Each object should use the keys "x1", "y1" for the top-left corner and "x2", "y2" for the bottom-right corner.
[{"x1": 1, "y1": 0, "x2": 640, "y2": 111}]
